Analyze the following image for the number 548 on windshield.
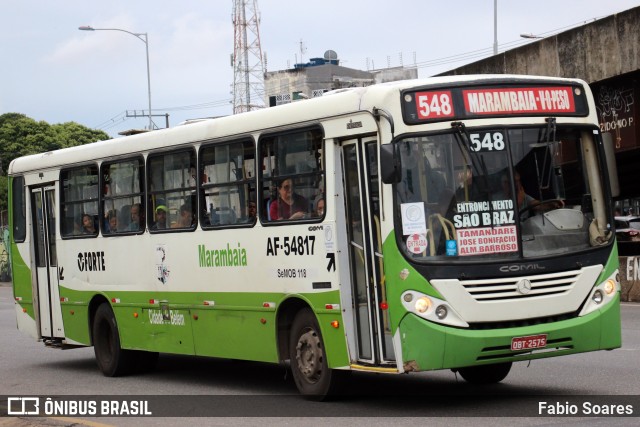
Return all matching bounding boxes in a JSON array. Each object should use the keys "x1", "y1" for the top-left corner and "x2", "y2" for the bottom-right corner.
[{"x1": 469, "y1": 131, "x2": 505, "y2": 152}]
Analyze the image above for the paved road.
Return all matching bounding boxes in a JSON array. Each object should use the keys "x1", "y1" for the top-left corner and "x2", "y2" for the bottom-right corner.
[{"x1": 0, "y1": 283, "x2": 639, "y2": 426}]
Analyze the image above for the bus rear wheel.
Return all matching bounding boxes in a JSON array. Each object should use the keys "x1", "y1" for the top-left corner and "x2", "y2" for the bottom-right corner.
[
  {"x1": 289, "y1": 308, "x2": 343, "y2": 400},
  {"x1": 456, "y1": 362, "x2": 512, "y2": 384},
  {"x1": 93, "y1": 303, "x2": 136, "y2": 377}
]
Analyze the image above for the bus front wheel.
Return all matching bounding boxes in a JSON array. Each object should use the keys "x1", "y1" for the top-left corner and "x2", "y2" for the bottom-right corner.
[
  {"x1": 456, "y1": 362, "x2": 512, "y2": 384},
  {"x1": 93, "y1": 303, "x2": 136, "y2": 377},
  {"x1": 289, "y1": 308, "x2": 343, "y2": 400}
]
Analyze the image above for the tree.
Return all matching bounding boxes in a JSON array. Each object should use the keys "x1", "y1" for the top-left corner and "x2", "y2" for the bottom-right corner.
[
  {"x1": 0, "y1": 113, "x2": 109, "y2": 213},
  {"x1": 0, "y1": 175, "x2": 7, "y2": 224}
]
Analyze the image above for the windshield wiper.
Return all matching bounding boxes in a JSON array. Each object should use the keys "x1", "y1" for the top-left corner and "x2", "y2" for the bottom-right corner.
[
  {"x1": 531, "y1": 117, "x2": 558, "y2": 204},
  {"x1": 451, "y1": 122, "x2": 491, "y2": 197},
  {"x1": 451, "y1": 122, "x2": 496, "y2": 226}
]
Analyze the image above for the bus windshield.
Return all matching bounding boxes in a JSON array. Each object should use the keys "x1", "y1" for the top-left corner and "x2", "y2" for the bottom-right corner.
[{"x1": 395, "y1": 124, "x2": 613, "y2": 261}]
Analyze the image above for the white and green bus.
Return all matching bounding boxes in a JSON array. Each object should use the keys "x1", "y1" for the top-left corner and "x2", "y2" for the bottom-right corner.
[{"x1": 8, "y1": 75, "x2": 622, "y2": 399}]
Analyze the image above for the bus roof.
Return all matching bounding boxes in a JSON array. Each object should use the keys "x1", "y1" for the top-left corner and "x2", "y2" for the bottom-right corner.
[{"x1": 8, "y1": 74, "x2": 587, "y2": 175}]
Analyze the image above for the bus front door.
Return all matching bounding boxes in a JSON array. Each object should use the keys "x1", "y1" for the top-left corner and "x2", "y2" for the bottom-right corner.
[
  {"x1": 30, "y1": 186, "x2": 64, "y2": 339},
  {"x1": 342, "y1": 139, "x2": 395, "y2": 365}
]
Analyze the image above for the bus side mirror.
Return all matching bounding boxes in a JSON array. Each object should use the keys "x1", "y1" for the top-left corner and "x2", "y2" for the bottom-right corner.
[
  {"x1": 601, "y1": 132, "x2": 620, "y2": 198},
  {"x1": 380, "y1": 144, "x2": 400, "y2": 184}
]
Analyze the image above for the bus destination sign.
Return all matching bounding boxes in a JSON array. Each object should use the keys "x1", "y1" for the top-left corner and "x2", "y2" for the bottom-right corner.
[
  {"x1": 463, "y1": 87, "x2": 576, "y2": 115},
  {"x1": 402, "y1": 84, "x2": 588, "y2": 124}
]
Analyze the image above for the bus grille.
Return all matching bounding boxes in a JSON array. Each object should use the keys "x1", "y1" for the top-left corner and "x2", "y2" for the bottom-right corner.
[
  {"x1": 459, "y1": 269, "x2": 582, "y2": 302},
  {"x1": 466, "y1": 311, "x2": 578, "y2": 330}
]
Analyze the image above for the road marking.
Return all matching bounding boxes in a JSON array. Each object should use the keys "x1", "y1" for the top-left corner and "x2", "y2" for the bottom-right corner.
[{"x1": 54, "y1": 417, "x2": 115, "y2": 427}]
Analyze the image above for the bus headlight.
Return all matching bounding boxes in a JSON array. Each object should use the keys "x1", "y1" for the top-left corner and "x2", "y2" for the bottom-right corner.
[
  {"x1": 579, "y1": 270, "x2": 619, "y2": 317},
  {"x1": 592, "y1": 290, "x2": 603, "y2": 304},
  {"x1": 604, "y1": 279, "x2": 616, "y2": 295},
  {"x1": 401, "y1": 291, "x2": 468, "y2": 328},
  {"x1": 415, "y1": 297, "x2": 431, "y2": 313}
]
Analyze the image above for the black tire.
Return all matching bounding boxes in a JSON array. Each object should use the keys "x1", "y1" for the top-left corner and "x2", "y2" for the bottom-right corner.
[
  {"x1": 456, "y1": 362, "x2": 512, "y2": 384},
  {"x1": 92, "y1": 303, "x2": 137, "y2": 377},
  {"x1": 289, "y1": 308, "x2": 344, "y2": 400}
]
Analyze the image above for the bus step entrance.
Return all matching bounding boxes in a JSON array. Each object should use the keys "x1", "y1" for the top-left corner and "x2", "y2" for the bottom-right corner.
[{"x1": 43, "y1": 338, "x2": 65, "y2": 348}]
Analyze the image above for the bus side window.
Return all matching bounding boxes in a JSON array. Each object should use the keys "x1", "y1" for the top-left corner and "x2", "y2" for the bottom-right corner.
[
  {"x1": 148, "y1": 149, "x2": 197, "y2": 231},
  {"x1": 101, "y1": 158, "x2": 145, "y2": 235},
  {"x1": 199, "y1": 139, "x2": 256, "y2": 228},
  {"x1": 11, "y1": 176, "x2": 27, "y2": 242},
  {"x1": 259, "y1": 127, "x2": 324, "y2": 222},
  {"x1": 61, "y1": 165, "x2": 99, "y2": 238}
]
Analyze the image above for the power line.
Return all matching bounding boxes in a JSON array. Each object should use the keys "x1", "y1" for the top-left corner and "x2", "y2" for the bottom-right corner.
[
  {"x1": 408, "y1": 17, "x2": 603, "y2": 71},
  {"x1": 93, "y1": 111, "x2": 129, "y2": 131},
  {"x1": 156, "y1": 99, "x2": 232, "y2": 111},
  {"x1": 94, "y1": 15, "x2": 605, "y2": 131}
]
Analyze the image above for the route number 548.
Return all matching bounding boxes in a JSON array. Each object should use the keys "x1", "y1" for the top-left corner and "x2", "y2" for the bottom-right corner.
[
  {"x1": 469, "y1": 131, "x2": 506, "y2": 152},
  {"x1": 416, "y1": 91, "x2": 454, "y2": 119}
]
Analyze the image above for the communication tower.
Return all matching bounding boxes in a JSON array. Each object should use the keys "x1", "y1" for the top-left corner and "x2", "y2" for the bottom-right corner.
[{"x1": 232, "y1": 0, "x2": 266, "y2": 113}]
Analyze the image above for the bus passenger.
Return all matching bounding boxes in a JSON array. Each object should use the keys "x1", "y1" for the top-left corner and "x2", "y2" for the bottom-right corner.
[
  {"x1": 313, "y1": 198, "x2": 325, "y2": 217},
  {"x1": 497, "y1": 172, "x2": 534, "y2": 211},
  {"x1": 247, "y1": 201, "x2": 257, "y2": 220},
  {"x1": 151, "y1": 205, "x2": 167, "y2": 230},
  {"x1": 270, "y1": 178, "x2": 308, "y2": 220},
  {"x1": 105, "y1": 209, "x2": 119, "y2": 233},
  {"x1": 81, "y1": 214, "x2": 96, "y2": 234},
  {"x1": 496, "y1": 171, "x2": 563, "y2": 219},
  {"x1": 173, "y1": 203, "x2": 195, "y2": 228},
  {"x1": 127, "y1": 203, "x2": 143, "y2": 231}
]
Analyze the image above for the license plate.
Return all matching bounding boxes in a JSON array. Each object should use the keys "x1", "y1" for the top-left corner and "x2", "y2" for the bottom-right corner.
[{"x1": 510, "y1": 334, "x2": 547, "y2": 351}]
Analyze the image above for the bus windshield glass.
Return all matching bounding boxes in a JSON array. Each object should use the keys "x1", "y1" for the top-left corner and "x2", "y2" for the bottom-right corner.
[{"x1": 395, "y1": 125, "x2": 612, "y2": 261}]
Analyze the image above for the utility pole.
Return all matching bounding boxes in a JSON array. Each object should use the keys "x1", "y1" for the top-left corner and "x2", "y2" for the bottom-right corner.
[
  {"x1": 493, "y1": 0, "x2": 498, "y2": 55},
  {"x1": 232, "y1": 0, "x2": 266, "y2": 114},
  {"x1": 79, "y1": 26, "x2": 154, "y2": 130}
]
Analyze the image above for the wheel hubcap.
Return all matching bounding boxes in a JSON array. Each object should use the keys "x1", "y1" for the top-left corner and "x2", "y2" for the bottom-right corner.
[{"x1": 295, "y1": 329, "x2": 323, "y2": 383}]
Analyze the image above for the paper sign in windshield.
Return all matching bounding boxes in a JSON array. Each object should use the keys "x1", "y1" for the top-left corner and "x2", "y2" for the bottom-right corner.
[
  {"x1": 401, "y1": 202, "x2": 426, "y2": 235},
  {"x1": 453, "y1": 200, "x2": 515, "y2": 228},
  {"x1": 457, "y1": 225, "x2": 518, "y2": 256}
]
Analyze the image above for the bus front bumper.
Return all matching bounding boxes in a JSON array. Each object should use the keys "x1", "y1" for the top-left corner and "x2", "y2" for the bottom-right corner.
[{"x1": 397, "y1": 294, "x2": 621, "y2": 371}]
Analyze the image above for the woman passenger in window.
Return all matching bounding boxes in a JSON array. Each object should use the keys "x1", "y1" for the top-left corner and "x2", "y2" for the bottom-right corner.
[{"x1": 270, "y1": 178, "x2": 308, "y2": 220}]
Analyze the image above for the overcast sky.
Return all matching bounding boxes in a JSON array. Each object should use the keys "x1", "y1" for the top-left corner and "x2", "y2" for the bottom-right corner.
[{"x1": 1, "y1": 0, "x2": 639, "y2": 137}]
